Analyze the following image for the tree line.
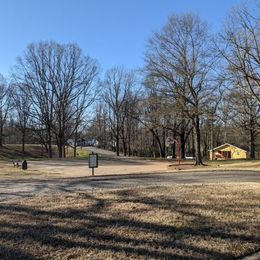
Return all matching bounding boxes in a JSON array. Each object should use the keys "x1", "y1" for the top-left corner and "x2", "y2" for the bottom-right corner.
[{"x1": 1, "y1": 1, "x2": 260, "y2": 165}]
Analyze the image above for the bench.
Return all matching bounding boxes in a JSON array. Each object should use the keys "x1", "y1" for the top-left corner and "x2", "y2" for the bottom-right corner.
[{"x1": 12, "y1": 160, "x2": 21, "y2": 168}]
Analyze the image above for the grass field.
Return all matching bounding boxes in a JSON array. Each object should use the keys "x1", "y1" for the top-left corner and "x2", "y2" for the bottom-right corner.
[
  {"x1": 168, "y1": 159, "x2": 260, "y2": 171},
  {"x1": 0, "y1": 184, "x2": 259, "y2": 259}
]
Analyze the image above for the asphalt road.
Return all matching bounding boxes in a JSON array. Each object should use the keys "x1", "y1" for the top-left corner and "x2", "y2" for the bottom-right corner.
[{"x1": 0, "y1": 170, "x2": 259, "y2": 201}]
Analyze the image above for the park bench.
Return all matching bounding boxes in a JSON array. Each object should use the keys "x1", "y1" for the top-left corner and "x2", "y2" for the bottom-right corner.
[
  {"x1": 12, "y1": 160, "x2": 28, "y2": 170},
  {"x1": 12, "y1": 160, "x2": 21, "y2": 168}
]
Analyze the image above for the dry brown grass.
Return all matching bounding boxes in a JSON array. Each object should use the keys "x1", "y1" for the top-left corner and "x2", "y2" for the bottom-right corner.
[
  {"x1": 167, "y1": 159, "x2": 260, "y2": 171},
  {"x1": 0, "y1": 160, "x2": 58, "y2": 178},
  {"x1": 0, "y1": 183, "x2": 259, "y2": 259},
  {"x1": 0, "y1": 163, "x2": 45, "y2": 178}
]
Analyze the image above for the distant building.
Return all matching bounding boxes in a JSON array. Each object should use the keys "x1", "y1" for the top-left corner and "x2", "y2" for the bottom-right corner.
[
  {"x1": 78, "y1": 139, "x2": 99, "y2": 147},
  {"x1": 209, "y1": 143, "x2": 249, "y2": 160},
  {"x1": 66, "y1": 139, "x2": 75, "y2": 147}
]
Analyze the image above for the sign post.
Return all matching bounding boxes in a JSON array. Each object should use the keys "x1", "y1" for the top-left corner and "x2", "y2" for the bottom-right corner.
[{"x1": 88, "y1": 152, "x2": 98, "y2": 176}]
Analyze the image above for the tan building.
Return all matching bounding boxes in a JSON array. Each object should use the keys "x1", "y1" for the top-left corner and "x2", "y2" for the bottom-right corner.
[{"x1": 209, "y1": 143, "x2": 249, "y2": 160}]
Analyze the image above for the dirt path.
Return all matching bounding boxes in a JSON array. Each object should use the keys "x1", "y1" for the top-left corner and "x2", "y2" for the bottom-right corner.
[
  {"x1": 15, "y1": 145, "x2": 171, "y2": 177},
  {"x1": 24, "y1": 158, "x2": 170, "y2": 177}
]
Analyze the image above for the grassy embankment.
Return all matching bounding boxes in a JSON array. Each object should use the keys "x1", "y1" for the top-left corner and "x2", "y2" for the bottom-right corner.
[
  {"x1": 0, "y1": 145, "x2": 90, "y2": 177},
  {"x1": 0, "y1": 144, "x2": 89, "y2": 160}
]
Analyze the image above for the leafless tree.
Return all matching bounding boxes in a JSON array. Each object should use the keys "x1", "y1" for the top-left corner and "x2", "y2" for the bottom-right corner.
[
  {"x1": 13, "y1": 41, "x2": 99, "y2": 158},
  {"x1": 228, "y1": 86, "x2": 260, "y2": 159},
  {"x1": 131, "y1": 89, "x2": 170, "y2": 158},
  {"x1": 11, "y1": 83, "x2": 32, "y2": 153},
  {"x1": 218, "y1": 2, "x2": 260, "y2": 103},
  {"x1": 0, "y1": 74, "x2": 12, "y2": 146},
  {"x1": 216, "y1": 1, "x2": 260, "y2": 157},
  {"x1": 103, "y1": 67, "x2": 136, "y2": 156},
  {"x1": 145, "y1": 13, "x2": 217, "y2": 165},
  {"x1": 86, "y1": 103, "x2": 109, "y2": 149}
]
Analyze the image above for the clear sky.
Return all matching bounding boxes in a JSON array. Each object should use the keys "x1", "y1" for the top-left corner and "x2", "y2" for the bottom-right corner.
[{"x1": 0, "y1": 0, "x2": 245, "y2": 77}]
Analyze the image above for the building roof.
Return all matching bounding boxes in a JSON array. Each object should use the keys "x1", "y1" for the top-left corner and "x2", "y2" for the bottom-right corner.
[{"x1": 209, "y1": 143, "x2": 248, "y2": 152}]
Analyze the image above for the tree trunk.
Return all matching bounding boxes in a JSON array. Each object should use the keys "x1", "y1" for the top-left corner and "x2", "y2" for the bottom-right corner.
[
  {"x1": 172, "y1": 143, "x2": 176, "y2": 158},
  {"x1": 116, "y1": 120, "x2": 120, "y2": 156},
  {"x1": 57, "y1": 137, "x2": 66, "y2": 158},
  {"x1": 193, "y1": 116, "x2": 203, "y2": 165},
  {"x1": 57, "y1": 144, "x2": 66, "y2": 158},
  {"x1": 22, "y1": 130, "x2": 25, "y2": 153},
  {"x1": 250, "y1": 130, "x2": 256, "y2": 159},
  {"x1": 191, "y1": 129, "x2": 195, "y2": 158},
  {"x1": 180, "y1": 121, "x2": 186, "y2": 159},
  {"x1": 171, "y1": 130, "x2": 176, "y2": 158},
  {"x1": 21, "y1": 116, "x2": 26, "y2": 154},
  {"x1": 180, "y1": 131, "x2": 185, "y2": 159},
  {"x1": 152, "y1": 132, "x2": 156, "y2": 158},
  {"x1": 126, "y1": 118, "x2": 131, "y2": 156},
  {"x1": 154, "y1": 130, "x2": 165, "y2": 158},
  {"x1": 210, "y1": 120, "x2": 214, "y2": 150},
  {"x1": 73, "y1": 129, "x2": 78, "y2": 158},
  {"x1": 122, "y1": 139, "x2": 127, "y2": 156},
  {"x1": 128, "y1": 133, "x2": 131, "y2": 156},
  {"x1": 116, "y1": 135, "x2": 120, "y2": 156},
  {"x1": 58, "y1": 143, "x2": 63, "y2": 158},
  {"x1": 0, "y1": 123, "x2": 3, "y2": 147},
  {"x1": 47, "y1": 128, "x2": 52, "y2": 158},
  {"x1": 162, "y1": 127, "x2": 166, "y2": 158},
  {"x1": 73, "y1": 143, "x2": 77, "y2": 157}
]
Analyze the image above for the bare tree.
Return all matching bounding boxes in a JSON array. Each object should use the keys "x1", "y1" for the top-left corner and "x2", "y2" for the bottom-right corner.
[
  {"x1": 132, "y1": 89, "x2": 169, "y2": 158},
  {"x1": 216, "y1": 2, "x2": 260, "y2": 157},
  {"x1": 13, "y1": 43, "x2": 56, "y2": 157},
  {"x1": 218, "y1": 2, "x2": 260, "y2": 103},
  {"x1": 13, "y1": 41, "x2": 99, "y2": 158},
  {"x1": 145, "y1": 13, "x2": 216, "y2": 165},
  {"x1": 228, "y1": 87, "x2": 260, "y2": 159},
  {"x1": 103, "y1": 67, "x2": 135, "y2": 156},
  {"x1": 86, "y1": 103, "x2": 109, "y2": 149},
  {"x1": 0, "y1": 74, "x2": 12, "y2": 146},
  {"x1": 12, "y1": 83, "x2": 32, "y2": 153}
]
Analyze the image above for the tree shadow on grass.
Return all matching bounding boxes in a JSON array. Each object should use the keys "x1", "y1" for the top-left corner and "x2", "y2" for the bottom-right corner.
[
  {"x1": 0, "y1": 189, "x2": 259, "y2": 259},
  {"x1": 0, "y1": 245, "x2": 36, "y2": 260}
]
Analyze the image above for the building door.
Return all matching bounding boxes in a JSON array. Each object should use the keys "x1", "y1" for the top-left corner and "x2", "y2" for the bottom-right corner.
[{"x1": 222, "y1": 151, "x2": 231, "y2": 159}]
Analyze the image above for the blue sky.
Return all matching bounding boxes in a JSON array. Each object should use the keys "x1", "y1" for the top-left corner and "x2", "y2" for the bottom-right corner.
[{"x1": 0, "y1": 0, "x2": 245, "y2": 77}]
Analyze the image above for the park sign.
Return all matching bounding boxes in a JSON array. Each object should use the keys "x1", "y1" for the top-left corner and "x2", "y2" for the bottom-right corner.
[{"x1": 89, "y1": 152, "x2": 98, "y2": 176}]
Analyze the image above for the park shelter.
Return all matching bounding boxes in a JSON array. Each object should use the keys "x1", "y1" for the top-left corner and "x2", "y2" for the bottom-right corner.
[{"x1": 209, "y1": 143, "x2": 249, "y2": 160}]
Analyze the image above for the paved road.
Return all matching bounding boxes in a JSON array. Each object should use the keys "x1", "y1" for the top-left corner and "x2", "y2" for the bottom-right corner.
[{"x1": 0, "y1": 170, "x2": 259, "y2": 201}]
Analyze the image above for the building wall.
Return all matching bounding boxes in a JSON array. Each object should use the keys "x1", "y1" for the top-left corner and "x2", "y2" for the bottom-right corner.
[
  {"x1": 210, "y1": 145, "x2": 248, "y2": 160},
  {"x1": 209, "y1": 150, "x2": 213, "y2": 160}
]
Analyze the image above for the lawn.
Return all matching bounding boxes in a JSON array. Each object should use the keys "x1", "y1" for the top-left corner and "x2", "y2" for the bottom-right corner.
[{"x1": 0, "y1": 184, "x2": 259, "y2": 259}]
